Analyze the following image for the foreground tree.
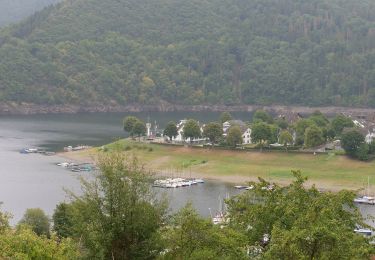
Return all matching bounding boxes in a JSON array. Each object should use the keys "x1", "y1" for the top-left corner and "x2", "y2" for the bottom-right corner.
[
  {"x1": 19, "y1": 208, "x2": 50, "y2": 237},
  {"x1": 226, "y1": 126, "x2": 243, "y2": 147},
  {"x1": 52, "y1": 203, "x2": 74, "y2": 238},
  {"x1": 0, "y1": 206, "x2": 79, "y2": 259},
  {"x1": 228, "y1": 171, "x2": 374, "y2": 259},
  {"x1": 183, "y1": 119, "x2": 201, "y2": 144},
  {"x1": 67, "y1": 152, "x2": 167, "y2": 259},
  {"x1": 203, "y1": 122, "x2": 223, "y2": 145},
  {"x1": 0, "y1": 227, "x2": 80, "y2": 259},
  {"x1": 220, "y1": 111, "x2": 232, "y2": 123},
  {"x1": 161, "y1": 204, "x2": 247, "y2": 259},
  {"x1": 341, "y1": 130, "x2": 366, "y2": 158},
  {"x1": 163, "y1": 121, "x2": 178, "y2": 141}
]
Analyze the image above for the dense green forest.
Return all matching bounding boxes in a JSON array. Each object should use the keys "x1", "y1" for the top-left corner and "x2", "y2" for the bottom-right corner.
[
  {"x1": 0, "y1": 0, "x2": 60, "y2": 27},
  {"x1": 1, "y1": 0, "x2": 375, "y2": 107}
]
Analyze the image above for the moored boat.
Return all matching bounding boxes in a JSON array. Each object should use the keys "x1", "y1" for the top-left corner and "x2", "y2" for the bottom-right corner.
[
  {"x1": 354, "y1": 177, "x2": 375, "y2": 205},
  {"x1": 354, "y1": 196, "x2": 375, "y2": 205},
  {"x1": 153, "y1": 177, "x2": 204, "y2": 188},
  {"x1": 354, "y1": 228, "x2": 372, "y2": 236}
]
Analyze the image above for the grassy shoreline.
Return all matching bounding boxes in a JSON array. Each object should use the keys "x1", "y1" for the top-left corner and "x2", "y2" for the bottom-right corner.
[{"x1": 58, "y1": 139, "x2": 375, "y2": 192}]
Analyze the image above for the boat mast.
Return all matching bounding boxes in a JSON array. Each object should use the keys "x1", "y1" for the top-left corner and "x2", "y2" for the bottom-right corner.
[{"x1": 368, "y1": 176, "x2": 370, "y2": 197}]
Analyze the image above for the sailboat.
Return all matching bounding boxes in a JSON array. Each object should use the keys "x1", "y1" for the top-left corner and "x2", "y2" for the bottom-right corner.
[
  {"x1": 354, "y1": 177, "x2": 375, "y2": 205},
  {"x1": 211, "y1": 194, "x2": 230, "y2": 225}
]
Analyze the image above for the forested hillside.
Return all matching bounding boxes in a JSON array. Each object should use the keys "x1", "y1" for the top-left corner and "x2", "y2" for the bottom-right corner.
[
  {"x1": 0, "y1": 0, "x2": 60, "y2": 27},
  {"x1": 1, "y1": 0, "x2": 375, "y2": 107}
]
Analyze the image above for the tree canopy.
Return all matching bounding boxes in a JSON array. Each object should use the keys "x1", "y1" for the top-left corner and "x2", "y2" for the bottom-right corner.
[
  {"x1": 163, "y1": 121, "x2": 178, "y2": 141},
  {"x1": 65, "y1": 153, "x2": 167, "y2": 259},
  {"x1": 183, "y1": 119, "x2": 201, "y2": 142},
  {"x1": 226, "y1": 126, "x2": 243, "y2": 147},
  {"x1": 332, "y1": 115, "x2": 355, "y2": 135},
  {"x1": 1, "y1": 0, "x2": 375, "y2": 107},
  {"x1": 251, "y1": 122, "x2": 272, "y2": 148},
  {"x1": 253, "y1": 110, "x2": 274, "y2": 124},
  {"x1": 228, "y1": 171, "x2": 374, "y2": 259},
  {"x1": 279, "y1": 130, "x2": 293, "y2": 150},
  {"x1": 220, "y1": 112, "x2": 232, "y2": 123},
  {"x1": 18, "y1": 208, "x2": 50, "y2": 237},
  {"x1": 341, "y1": 129, "x2": 366, "y2": 158},
  {"x1": 304, "y1": 125, "x2": 324, "y2": 148},
  {"x1": 203, "y1": 122, "x2": 223, "y2": 144}
]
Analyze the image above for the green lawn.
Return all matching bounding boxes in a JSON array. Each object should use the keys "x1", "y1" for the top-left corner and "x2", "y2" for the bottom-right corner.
[{"x1": 99, "y1": 139, "x2": 375, "y2": 190}]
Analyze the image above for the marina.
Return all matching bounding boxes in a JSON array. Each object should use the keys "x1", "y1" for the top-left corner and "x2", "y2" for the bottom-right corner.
[
  {"x1": 56, "y1": 162, "x2": 97, "y2": 172},
  {"x1": 153, "y1": 177, "x2": 204, "y2": 188}
]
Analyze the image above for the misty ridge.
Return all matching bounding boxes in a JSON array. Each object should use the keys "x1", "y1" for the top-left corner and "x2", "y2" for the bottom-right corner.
[{"x1": 0, "y1": 0, "x2": 60, "y2": 27}]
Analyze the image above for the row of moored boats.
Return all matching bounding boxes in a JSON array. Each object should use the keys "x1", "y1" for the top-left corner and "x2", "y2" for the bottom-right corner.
[
  {"x1": 153, "y1": 178, "x2": 204, "y2": 188},
  {"x1": 56, "y1": 162, "x2": 96, "y2": 172},
  {"x1": 20, "y1": 148, "x2": 55, "y2": 156}
]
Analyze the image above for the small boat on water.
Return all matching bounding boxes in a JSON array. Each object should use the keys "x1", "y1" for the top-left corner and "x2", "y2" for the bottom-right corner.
[
  {"x1": 57, "y1": 162, "x2": 77, "y2": 168},
  {"x1": 234, "y1": 185, "x2": 254, "y2": 190},
  {"x1": 354, "y1": 177, "x2": 375, "y2": 205},
  {"x1": 41, "y1": 151, "x2": 56, "y2": 156},
  {"x1": 210, "y1": 195, "x2": 230, "y2": 225},
  {"x1": 354, "y1": 228, "x2": 372, "y2": 236},
  {"x1": 354, "y1": 196, "x2": 375, "y2": 205},
  {"x1": 64, "y1": 145, "x2": 92, "y2": 152},
  {"x1": 20, "y1": 148, "x2": 39, "y2": 154}
]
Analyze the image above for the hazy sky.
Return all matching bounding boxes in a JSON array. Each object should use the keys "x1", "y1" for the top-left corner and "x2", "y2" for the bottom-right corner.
[{"x1": 0, "y1": 0, "x2": 61, "y2": 27}]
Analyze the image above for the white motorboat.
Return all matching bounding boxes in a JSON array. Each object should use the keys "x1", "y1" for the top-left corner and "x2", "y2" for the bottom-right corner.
[
  {"x1": 354, "y1": 196, "x2": 375, "y2": 204},
  {"x1": 354, "y1": 228, "x2": 372, "y2": 236},
  {"x1": 354, "y1": 177, "x2": 375, "y2": 205}
]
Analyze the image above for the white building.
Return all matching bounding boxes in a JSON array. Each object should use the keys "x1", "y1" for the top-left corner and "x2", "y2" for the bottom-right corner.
[
  {"x1": 351, "y1": 118, "x2": 375, "y2": 144},
  {"x1": 365, "y1": 131, "x2": 375, "y2": 144}
]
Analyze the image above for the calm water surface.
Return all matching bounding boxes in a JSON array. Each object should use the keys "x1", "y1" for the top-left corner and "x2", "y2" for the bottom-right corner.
[
  {"x1": 0, "y1": 112, "x2": 374, "y2": 227},
  {"x1": 0, "y1": 112, "x2": 248, "y2": 224}
]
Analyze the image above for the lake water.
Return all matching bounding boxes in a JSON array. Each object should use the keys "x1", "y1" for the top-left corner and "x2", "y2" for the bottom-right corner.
[
  {"x1": 0, "y1": 112, "x2": 374, "y2": 227},
  {"x1": 0, "y1": 112, "x2": 248, "y2": 224}
]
